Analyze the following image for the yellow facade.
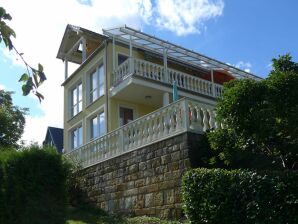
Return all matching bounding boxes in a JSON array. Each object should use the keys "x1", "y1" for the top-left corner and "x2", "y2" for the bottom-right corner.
[{"x1": 59, "y1": 26, "x2": 230, "y2": 153}]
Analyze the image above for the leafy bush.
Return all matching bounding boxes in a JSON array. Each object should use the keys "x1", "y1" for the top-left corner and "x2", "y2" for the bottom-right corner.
[
  {"x1": 207, "y1": 54, "x2": 298, "y2": 170},
  {"x1": 0, "y1": 147, "x2": 71, "y2": 224},
  {"x1": 182, "y1": 168, "x2": 298, "y2": 224}
]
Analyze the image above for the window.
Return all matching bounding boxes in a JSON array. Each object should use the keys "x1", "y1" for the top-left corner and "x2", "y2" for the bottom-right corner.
[
  {"x1": 90, "y1": 112, "x2": 105, "y2": 139},
  {"x1": 118, "y1": 54, "x2": 128, "y2": 66},
  {"x1": 71, "y1": 126, "x2": 83, "y2": 149},
  {"x1": 71, "y1": 83, "x2": 82, "y2": 117},
  {"x1": 90, "y1": 64, "x2": 104, "y2": 103}
]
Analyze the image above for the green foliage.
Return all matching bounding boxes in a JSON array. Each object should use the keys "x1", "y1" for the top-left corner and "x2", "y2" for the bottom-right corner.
[
  {"x1": 182, "y1": 168, "x2": 298, "y2": 224},
  {"x1": 126, "y1": 216, "x2": 184, "y2": 224},
  {"x1": 0, "y1": 147, "x2": 71, "y2": 224},
  {"x1": 207, "y1": 54, "x2": 298, "y2": 170},
  {"x1": 0, "y1": 90, "x2": 27, "y2": 148},
  {"x1": 0, "y1": 6, "x2": 46, "y2": 101},
  {"x1": 66, "y1": 205, "x2": 125, "y2": 224}
]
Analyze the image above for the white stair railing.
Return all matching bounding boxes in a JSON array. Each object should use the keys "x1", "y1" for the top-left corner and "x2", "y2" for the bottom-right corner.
[{"x1": 65, "y1": 98, "x2": 218, "y2": 168}]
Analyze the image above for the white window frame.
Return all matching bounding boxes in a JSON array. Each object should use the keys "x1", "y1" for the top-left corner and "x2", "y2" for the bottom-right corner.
[
  {"x1": 70, "y1": 82, "x2": 83, "y2": 117},
  {"x1": 70, "y1": 124, "x2": 83, "y2": 150},
  {"x1": 86, "y1": 105, "x2": 106, "y2": 140},
  {"x1": 89, "y1": 63, "x2": 104, "y2": 104}
]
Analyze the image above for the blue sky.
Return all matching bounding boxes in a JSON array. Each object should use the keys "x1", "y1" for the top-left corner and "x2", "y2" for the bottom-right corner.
[{"x1": 0, "y1": 0, "x2": 297, "y2": 143}]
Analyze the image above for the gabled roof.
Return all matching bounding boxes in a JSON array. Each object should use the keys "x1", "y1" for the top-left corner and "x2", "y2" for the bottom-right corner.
[
  {"x1": 103, "y1": 25, "x2": 262, "y2": 80},
  {"x1": 57, "y1": 24, "x2": 108, "y2": 64},
  {"x1": 44, "y1": 127, "x2": 64, "y2": 153}
]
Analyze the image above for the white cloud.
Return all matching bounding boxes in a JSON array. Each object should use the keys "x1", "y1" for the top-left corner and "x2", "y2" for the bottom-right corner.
[
  {"x1": 154, "y1": 0, "x2": 224, "y2": 35},
  {"x1": 0, "y1": 0, "x2": 225, "y2": 145},
  {"x1": 235, "y1": 61, "x2": 252, "y2": 73},
  {"x1": 0, "y1": 84, "x2": 6, "y2": 90}
]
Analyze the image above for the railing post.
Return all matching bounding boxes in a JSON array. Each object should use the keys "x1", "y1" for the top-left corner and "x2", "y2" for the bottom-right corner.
[
  {"x1": 163, "y1": 47, "x2": 168, "y2": 83},
  {"x1": 211, "y1": 69, "x2": 215, "y2": 97},
  {"x1": 182, "y1": 99, "x2": 190, "y2": 131},
  {"x1": 118, "y1": 128, "x2": 124, "y2": 154},
  {"x1": 129, "y1": 57, "x2": 134, "y2": 75}
]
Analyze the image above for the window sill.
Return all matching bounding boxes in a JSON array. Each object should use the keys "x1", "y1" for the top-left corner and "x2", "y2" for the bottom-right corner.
[
  {"x1": 86, "y1": 94, "x2": 105, "y2": 109},
  {"x1": 67, "y1": 111, "x2": 83, "y2": 122}
]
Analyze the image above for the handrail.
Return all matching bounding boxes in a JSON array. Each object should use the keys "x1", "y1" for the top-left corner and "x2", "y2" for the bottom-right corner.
[
  {"x1": 112, "y1": 57, "x2": 223, "y2": 97},
  {"x1": 65, "y1": 98, "x2": 217, "y2": 168}
]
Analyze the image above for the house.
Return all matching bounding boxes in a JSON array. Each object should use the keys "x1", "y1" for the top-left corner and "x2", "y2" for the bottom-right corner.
[
  {"x1": 56, "y1": 25, "x2": 262, "y2": 218},
  {"x1": 57, "y1": 24, "x2": 261, "y2": 167},
  {"x1": 43, "y1": 126, "x2": 64, "y2": 153}
]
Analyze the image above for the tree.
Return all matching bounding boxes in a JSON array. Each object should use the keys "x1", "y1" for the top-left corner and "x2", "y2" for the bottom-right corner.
[
  {"x1": 0, "y1": 90, "x2": 27, "y2": 148},
  {"x1": 206, "y1": 54, "x2": 298, "y2": 170},
  {"x1": 0, "y1": 6, "x2": 46, "y2": 101}
]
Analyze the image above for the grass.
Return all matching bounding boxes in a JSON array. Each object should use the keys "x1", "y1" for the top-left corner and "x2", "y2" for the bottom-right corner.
[{"x1": 65, "y1": 206, "x2": 187, "y2": 224}]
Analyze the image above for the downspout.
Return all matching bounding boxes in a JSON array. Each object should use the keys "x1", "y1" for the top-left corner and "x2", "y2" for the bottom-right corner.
[{"x1": 104, "y1": 40, "x2": 109, "y2": 132}]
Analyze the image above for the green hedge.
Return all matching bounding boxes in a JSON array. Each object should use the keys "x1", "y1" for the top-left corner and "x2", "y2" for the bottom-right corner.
[
  {"x1": 0, "y1": 147, "x2": 70, "y2": 224},
  {"x1": 182, "y1": 168, "x2": 298, "y2": 224}
]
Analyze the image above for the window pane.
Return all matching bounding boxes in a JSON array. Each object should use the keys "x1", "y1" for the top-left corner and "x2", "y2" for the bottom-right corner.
[
  {"x1": 72, "y1": 88, "x2": 77, "y2": 107},
  {"x1": 91, "y1": 71, "x2": 97, "y2": 90},
  {"x1": 99, "y1": 112, "x2": 105, "y2": 136},
  {"x1": 78, "y1": 101, "x2": 82, "y2": 113},
  {"x1": 91, "y1": 116, "x2": 98, "y2": 139},
  {"x1": 78, "y1": 126, "x2": 83, "y2": 146},
  {"x1": 99, "y1": 65, "x2": 104, "y2": 96},
  {"x1": 78, "y1": 84, "x2": 82, "y2": 101},
  {"x1": 73, "y1": 105, "x2": 78, "y2": 116},
  {"x1": 72, "y1": 129, "x2": 77, "y2": 149}
]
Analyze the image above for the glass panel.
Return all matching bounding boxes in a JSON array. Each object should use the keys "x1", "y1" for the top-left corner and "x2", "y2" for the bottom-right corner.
[
  {"x1": 72, "y1": 129, "x2": 77, "y2": 149},
  {"x1": 78, "y1": 101, "x2": 82, "y2": 113},
  {"x1": 99, "y1": 65, "x2": 104, "y2": 96},
  {"x1": 72, "y1": 105, "x2": 78, "y2": 117},
  {"x1": 91, "y1": 116, "x2": 98, "y2": 139},
  {"x1": 78, "y1": 83, "x2": 82, "y2": 101},
  {"x1": 72, "y1": 88, "x2": 77, "y2": 109},
  {"x1": 99, "y1": 112, "x2": 105, "y2": 136},
  {"x1": 78, "y1": 126, "x2": 83, "y2": 146}
]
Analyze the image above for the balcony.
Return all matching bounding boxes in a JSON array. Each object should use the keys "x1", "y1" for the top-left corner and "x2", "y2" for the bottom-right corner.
[
  {"x1": 65, "y1": 98, "x2": 218, "y2": 168},
  {"x1": 112, "y1": 58, "x2": 224, "y2": 99}
]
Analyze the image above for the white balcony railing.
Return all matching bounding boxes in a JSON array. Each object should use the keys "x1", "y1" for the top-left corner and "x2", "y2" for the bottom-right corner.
[
  {"x1": 113, "y1": 58, "x2": 224, "y2": 98},
  {"x1": 65, "y1": 98, "x2": 218, "y2": 168}
]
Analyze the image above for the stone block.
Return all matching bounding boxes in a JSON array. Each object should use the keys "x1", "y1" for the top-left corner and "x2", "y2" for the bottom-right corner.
[
  {"x1": 147, "y1": 183, "x2": 158, "y2": 193},
  {"x1": 135, "y1": 178, "x2": 145, "y2": 187},
  {"x1": 164, "y1": 189, "x2": 175, "y2": 204},
  {"x1": 145, "y1": 193, "x2": 154, "y2": 207},
  {"x1": 139, "y1": 162, "x2": 147, "y2": 171},
  {"x1": 154, "y1": 192, "x2": 164, "y2": 206},
  {"x1": 171, "y1": 151, "x2": 181, "y2": 162},
  {"x1": 161, "y1": 154, "x2": 171, "y2": 165}
]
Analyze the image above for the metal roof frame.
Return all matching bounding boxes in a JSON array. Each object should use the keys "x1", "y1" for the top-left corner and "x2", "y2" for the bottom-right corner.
[{"x1": 103, "y1": 25, "x2": 262, "y2": 80}]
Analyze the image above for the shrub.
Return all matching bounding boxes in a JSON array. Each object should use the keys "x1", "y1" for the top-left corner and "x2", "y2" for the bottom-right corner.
[
  {"x1": 182, "y1": 168, "x2": 298, "y2": 224},
  {"x1": 0, "y1": 147, "x2": 71, "y2": 224}
]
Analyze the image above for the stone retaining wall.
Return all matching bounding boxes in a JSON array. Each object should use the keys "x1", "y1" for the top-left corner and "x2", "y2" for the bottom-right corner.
[{"x1": 79, "y1": 132, "x2": 203, "y2": 219}]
